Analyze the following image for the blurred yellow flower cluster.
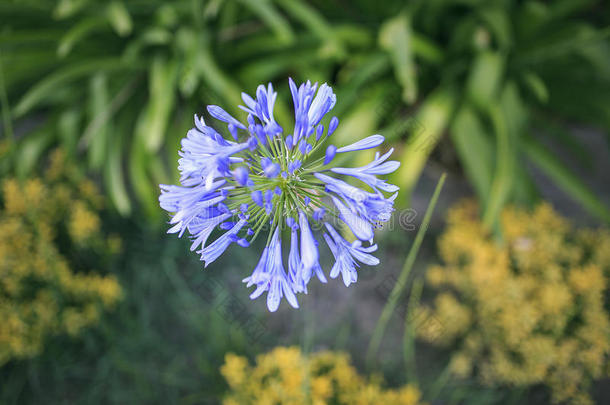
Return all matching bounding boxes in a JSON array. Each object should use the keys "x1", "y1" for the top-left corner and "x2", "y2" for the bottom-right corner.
[
  {"x1": 0, "y1": 150, "x2": 122, "y2": 365},
  {"x1": 419, "y1": 200, "x2": 610, "y2": 405},
  {"x1": 221, "y1": 346, "x2": 424, "y2": 405}
]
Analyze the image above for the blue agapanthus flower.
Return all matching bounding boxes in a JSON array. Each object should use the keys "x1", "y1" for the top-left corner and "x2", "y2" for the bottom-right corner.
[{"x1": 160, "y1": 79, "x2": 400, "y2": 312}]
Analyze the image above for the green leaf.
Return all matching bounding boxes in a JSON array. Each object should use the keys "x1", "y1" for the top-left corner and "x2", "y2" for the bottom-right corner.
[
  {"x1": 196, "y1": 41, "x2": 243, "y2": 112},
  {"x1": 517, "y1": 23, "x2": 610, "y2": 65},
  {"x1": 57, "y1": 17, "x2": 108, "y2": 58},
  {"x1": 176, "y1": 29, "x2": 200, "y2": 97},
  {"x1": 0, "y1": 49, "x2": 13, "y2": 143},
  {"x1": 276, "y1": 0, "x2": 345, "y2": 58},
  {"x1": 129, "y1": 138, "x2": 160, "y2": 219},
  {"x1": 532, "y1": 114, "x2": 591, "y2": 168},
  {"x1": 511, "y1": 162, "x2": 539, "y2": 206},
  {"x1": 57, "y1": 108, "x2": 81, "y2": 155},
  {"x1": 104, "y1": 123, "x2": 131, "y2": 216},
  {"x1": 334, "y1": 53, "x2": 390, "y2": 117},
  {"x1": 79, "y1": 76, "x2": 139, "y2": 158},
  {"x1": 450, "y1": 105, "x2": 493, "y2": 204},
  {"x1": 379, "y1": 14, "x2": 417, "y2": 104},
  {"x1": 53, "y1": 0, "x2": 90, "y2": 19},
  {"x1": 516, "y1": 1, "x2": 549, "y2": 38},
  {"x1": 235, "y1": 48, "x2": 320, "y2": 86},
  {"x1": 482, "y1": 105, "x2": 513, "y2": 230},
  {"x1": 482, "y1": 82, "x2": 526, "y2": 229},
  {"x1": 390, "y1": 88, "x2": 455, "y2": 206},
  {"x1": 87, "y1": 73, "x2": 109, "y2": 169},
  {"x1": 378, "y1": 100, "x2": 425, "y2": 144},
  {"x1": 237, "y1": 0, "x2": 294, "y2": 45},
  {"x1": 524, "y1": 137, "x2": 610, "y2": 222},
  {"x1": 466, "y1": 51, "x2": 504, "y2": 110},
  {"x1": 0, "y1": 30, "x2": 64, "y2": 46},
  {"x1": 135, "y1": 56, "x2": 177, "y2": 153},
  {"x1": 333, "y1": 24, "x2": 373, "y2": 49},
  {"x1": 14, "y1": 58, "x2": 129, "y2": 117},
  {"x1": 1, "y1": 50, "x2": 59, "y2": 89},
  {"x1": 107, "y1": 1, "x2": 133, "y2": 37},
  {"x1": 15, "y1": 122, "x2": 54, "y2": 178},
  {"x1": 166, "y1": 111, "x2": 194, "y2": 184},
  {"x1": 478, "y1": 6, "x2": 512, "y2": 49},
  {"x1": 522, "y1": 71, "x2": 549, "y2": 103},
  {"x1": 574, "y1": 26, "x2": 610, "y2": 78},
  {"x1": 411, "y1": 33, "x2": 443, "y2": 64}
]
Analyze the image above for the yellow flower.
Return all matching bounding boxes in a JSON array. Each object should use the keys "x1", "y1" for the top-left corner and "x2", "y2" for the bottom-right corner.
[
  {"x1": 0, "y1": 150, "x2": 122, "y2": 365},
  {"x1": 419, "y1": 200, "x2": 610, "y2": 404},
  {"x1": 69, "y1": 201, "x2": 101, "y2": 242},
  {"x1": 221, "y1": 347, "x2": 425, "y2": 405},
  {"x1": 220, "y1": 353, "x2": 249, "y2": 388},
  {"x1": 310, "y1": 376, "x2": 332, "y2": 401},
  {"x1": 3, "y1": 179, "x2": 26, "y2": 215}
]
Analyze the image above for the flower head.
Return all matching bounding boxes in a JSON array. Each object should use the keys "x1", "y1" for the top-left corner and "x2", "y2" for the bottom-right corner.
[{"x1": 160, "y1": 79, "x2": 400, "y2": 312}]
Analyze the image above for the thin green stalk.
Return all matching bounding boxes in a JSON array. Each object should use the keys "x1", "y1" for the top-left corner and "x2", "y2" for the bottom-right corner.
[
  {"x1": 0, "y1": 49, "x2": 14, "y2": 143},
  {"x1": 365, "y1": 173, "x2": 446, "y2": 368},
  {"x1": 426, "y1": 360, "x2": 452, "y2": 401},
  {"x1": 302, "y1": 300, "x2": 315, "y2": 356},
  {"x1": 403, "y1": 277, "x2": 424, "y2": 384}
]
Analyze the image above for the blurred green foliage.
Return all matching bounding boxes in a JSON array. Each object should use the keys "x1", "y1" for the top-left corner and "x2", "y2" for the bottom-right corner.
[
  {"x1": 1, "y1": 0, "x2": 609, "y2": 224},
  {"x1": 0, "y1": 217, "x2": 268, "y2": 403}
]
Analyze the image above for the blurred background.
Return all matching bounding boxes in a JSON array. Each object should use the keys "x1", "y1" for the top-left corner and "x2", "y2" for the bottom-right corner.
[{"x1": 1, "y1": 0, "x2": 609, "y2": 404}]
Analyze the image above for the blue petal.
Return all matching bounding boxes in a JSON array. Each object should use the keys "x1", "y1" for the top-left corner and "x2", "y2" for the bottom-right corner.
[
  {"x1": 313, "y1": 207, "x2": 325, "y2": 221},
  {"x1": 207, "y1": 105, "x2": 246, "y2": 130},
  {"x1": 199, "y1": 219, "x2": 247, "y2": 266},
  {"x1": 187, "y1": 212, "x2": 232, "y2": 251},
  {"x1": 308, "y1": 83, "x2": 336, "y2": 126},
  {"x1": 251, "y1": 190, "x2": 263, "y2": 207},
  {"x1": 324, "y1": 223, "x2": 379, "y2": 287},
  {"x1": 315, "y1": 124, "x2": 324, "y2": 141},
  {"x1": 233, "y1": 166, "x2": 250, "y2": 186},
  {"x1": 298, "y1": 210, "x2": 320, "y2": 279},
  {"x1": 324, "y1": 145, "x2": 336, "y2": 165},
  {"x1": 330, "y1": 196, "x2": 374, "y2": 242},
  {"x1": 240, "y1": 92, "x2": 257, "y2": 113},
  {"x1": 328, "y1": 116, "x2": 339, "y2": 135},
  {"x1": 336, "y1": 135, "x2": 384, "y2": 153},
  {"x1": 243, "y1": 227, "x2": 299, "y2": 312},
  {"x1": 288, "y1": 227, "x2": 305, "y2": 293},
  {"x1": 264, "y1": 163, "x2": 280, "y2": 178}
]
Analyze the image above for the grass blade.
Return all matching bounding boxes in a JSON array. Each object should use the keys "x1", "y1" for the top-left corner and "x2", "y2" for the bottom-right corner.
[
  {"x1": 403, "y1": 276, "x2": 423, "y2": 384},
  {"x1": 366, "y1": 173, "x2": 446, "y2": 368}
]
